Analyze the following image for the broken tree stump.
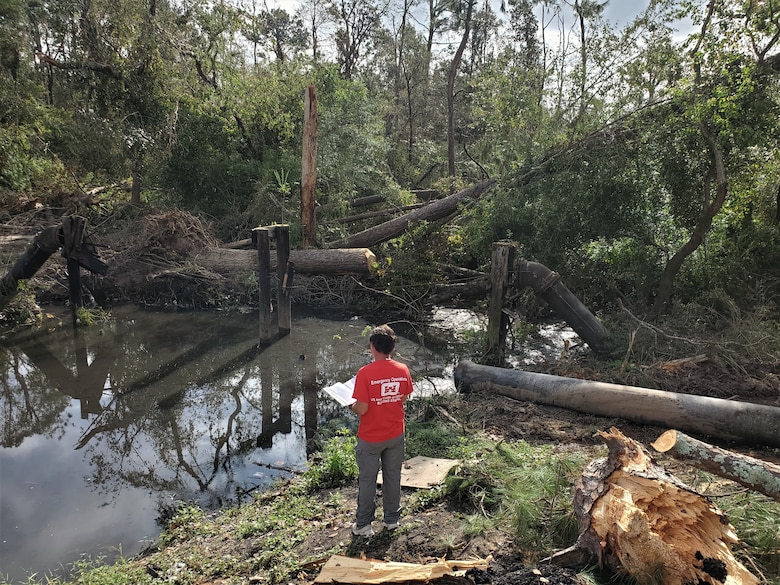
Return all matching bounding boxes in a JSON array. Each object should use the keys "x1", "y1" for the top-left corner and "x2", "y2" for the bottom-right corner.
[
  {"x1": 652, "y1": 429, "x2": 780, "y2": 502},
  {"x1": 550, "y1": 428, "x2": 759, "y2": 585}
]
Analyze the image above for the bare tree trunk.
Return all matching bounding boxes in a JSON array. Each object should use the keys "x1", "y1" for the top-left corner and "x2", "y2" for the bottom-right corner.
[
  {"x1": 131, "y1": 168, "x2": 142, "y2": 205},
  {"x1": 446, "y1": 0, "x2": 474, "y2": 180},
  {"x1": 197, "y1": 247, "x2": 376, "y2": 276},
  {"x1": 301, "y1": 85, "x2": 318, "y2": 248},
  {"x1": 653, "y1": 123, "x2": 728, "y2": 314}
]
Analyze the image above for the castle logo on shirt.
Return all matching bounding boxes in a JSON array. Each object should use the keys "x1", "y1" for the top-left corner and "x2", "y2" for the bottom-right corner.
[{"x1": 381, "y1": 381, "x2": 400, "y2": 397}]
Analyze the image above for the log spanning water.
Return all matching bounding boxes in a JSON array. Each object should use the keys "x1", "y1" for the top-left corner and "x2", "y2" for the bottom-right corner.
[{"x1": 454, "y1": 360, "x2": 780, "y2": 448}]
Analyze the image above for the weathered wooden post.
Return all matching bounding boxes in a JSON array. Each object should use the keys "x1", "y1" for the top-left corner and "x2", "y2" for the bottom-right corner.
[
  {"x1": 275, "y1": 224, "x2": 292, "y2": 335},
  {"x1": 62, "y1": 216, "x2": 87, "y2": 325},
  {"x1": 485, "y1": 241, "x2": 516, "y2": 366},
  {"x1": 253, "y1": 227, "x2": 273, "y2": 343}
]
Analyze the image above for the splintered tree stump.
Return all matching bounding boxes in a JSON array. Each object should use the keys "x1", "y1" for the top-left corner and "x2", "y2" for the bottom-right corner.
[{"x1": 553, "y1": 428, "x2": 758, "y2": 585}]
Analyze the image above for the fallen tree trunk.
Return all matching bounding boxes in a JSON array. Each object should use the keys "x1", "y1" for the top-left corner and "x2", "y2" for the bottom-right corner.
[
  {"x1": 652, "y1": 429, "x2": 780, "y2": 502},
  {"x1": 426, "y1": 278, "x2": 489, "y2": 305},
  {"x1": 1, "y1": 224, "x2": 62, "y2": 309},
  {"x1": 326, "y1": 179, "x2": 496, "y2": 249},
  {"x1": 550, "y1": 428, "x2": 759, "y2": 584},
  {"x1": 453, "y1": 360, "x2": 780, "y2": 448},
  {"x1": 195, "y1": 247, "x2": 376, "y2": 276},
  {"x1": 336, "y1": 203, "x2": 425, "y2": 224}
]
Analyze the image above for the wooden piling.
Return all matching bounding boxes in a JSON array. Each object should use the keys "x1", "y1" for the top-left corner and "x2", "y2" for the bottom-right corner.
[
  {"x1": 485, "y1": 241, "x2": 516, "y2": 366},
  {"x1": 275, "y1": 225, "x2": 291, "y2": 335},
  {"x1": 254, "y1": 227, "x2": 273, "y2": 343}
]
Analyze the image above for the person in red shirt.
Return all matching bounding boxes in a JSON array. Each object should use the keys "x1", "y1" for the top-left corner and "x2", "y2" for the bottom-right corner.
[{"x1": 348, "y1": 324, "x2": 414, "y2": 536}]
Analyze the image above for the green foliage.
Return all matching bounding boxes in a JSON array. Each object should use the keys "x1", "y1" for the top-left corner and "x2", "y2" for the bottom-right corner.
[
  {"x1": 157, "y1": 504, "x2": 209, "y2": 547},
  {"x1": 302, "y1": 429, "x2": 358, "y2": 490},
  {"x1": 0, "y1": 281, "x2": 42, "y2": 326},
  {"x1": 75, "y1": 308, "x2": 112, "y2": 327},
  {"x1": 160, "y1": 104, "x2": 263, "y2": 218},
  {"x1": 315, "y1": 65, "x2": 396, "y2": 204},
  {"x1": 371, "y1": 221, "x2": 463, "y2": 317}
]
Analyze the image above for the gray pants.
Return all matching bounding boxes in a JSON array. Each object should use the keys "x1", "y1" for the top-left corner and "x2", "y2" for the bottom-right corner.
[{"x1": 355, "y1": 433, "x2": 405, "y2": 528}]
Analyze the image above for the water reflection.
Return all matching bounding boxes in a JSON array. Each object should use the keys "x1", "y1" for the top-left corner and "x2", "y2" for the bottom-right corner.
[{"x1": 0, "y1": 306, "x2": 449, "y2": 584}]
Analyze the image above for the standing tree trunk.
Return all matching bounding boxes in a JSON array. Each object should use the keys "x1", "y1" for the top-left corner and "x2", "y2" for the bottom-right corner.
[
  {"x1": 446, "y1": 0, "x2": 474, "y2": 180},
  {"x1": 131, "y1": 167, "x2": 142, "y2": 205},
  {"x1": 301, "y1": 84, "x2": 318, "y2": 248},
  {"x1": 653, "y1": 123, "x2": 727, "y2": 314}
]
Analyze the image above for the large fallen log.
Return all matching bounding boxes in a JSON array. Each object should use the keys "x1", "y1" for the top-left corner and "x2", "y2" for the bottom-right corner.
[
  {"x1": 195, "y1": 247, "x2": 377, "y2": 276},
  {"x1": 453, "y1": 360, "x2": 780, "y2": 448},
  {"x1": 550, "y1": 428, "x2": 759, "y2": 584},
  {"x1": 326, "y1": 179, "x2": 496, "y2": 249},
  {"x1": 652, "y1": 429, "x2": 780, "y2": 502}
]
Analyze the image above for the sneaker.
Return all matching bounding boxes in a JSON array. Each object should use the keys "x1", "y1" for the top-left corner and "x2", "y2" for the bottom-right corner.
[
  {"x1": 352, "y1": 523, "x2": 374, "y2": 537},
  {"x1": 382, "y1": 521, "x2": 399, "y2": 531}
]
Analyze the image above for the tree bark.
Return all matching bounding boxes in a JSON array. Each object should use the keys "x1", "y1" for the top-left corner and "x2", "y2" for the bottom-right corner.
[
  {"x1": 326, "y1": 179, "x2": 495, "y2": 249},
  {"x1": 335, "y1": 203, "x2": 424, "y2": 224},
  {"x1": 453, "y1": 360, "x2": 780, "y2": 448},
  {"x1": 652, "y1": 122, "x2": 728, "y2": 314},
  {"x1": 550, "y1": 428, "x2": 759, "y2": 584},
  {"x1": 651, "y1": 429, "x2": 780, "y2": 502},
  {"x1": 301, "y1": 84, "x2": 318, "y2": 248},
  {"x1": 446, "y1": 0, "x2": 475, "y2": 179},
  {"x1": 196, "y1": 247, "x2": 376, "y2": 276}
]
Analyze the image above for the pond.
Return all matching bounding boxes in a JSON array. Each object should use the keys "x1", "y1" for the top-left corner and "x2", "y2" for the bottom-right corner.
[{"x1": 0, "y1": 306, "x2": 454, "y2": 584}]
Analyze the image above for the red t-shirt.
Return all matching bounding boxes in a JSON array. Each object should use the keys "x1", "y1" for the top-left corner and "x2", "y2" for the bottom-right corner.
[{"x1": 352, "y1": 359, "x2": 414, "y2": 442}]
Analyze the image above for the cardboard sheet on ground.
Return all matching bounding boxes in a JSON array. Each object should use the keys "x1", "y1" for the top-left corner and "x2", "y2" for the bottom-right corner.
[
  {"x1": 314, "y1": 554, "x2": 491, "y2": 584},
  {"x1": 377, "y1": 456, "x2": 460, "y2": 489}
]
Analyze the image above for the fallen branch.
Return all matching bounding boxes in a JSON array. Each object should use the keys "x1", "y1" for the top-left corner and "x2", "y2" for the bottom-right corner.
[
  {"x1": 326, "y1": 179, "x2": 496, "y2": 249},
  {"x1": 652, "y1": 429, "x2": 780, "y2": 502}
]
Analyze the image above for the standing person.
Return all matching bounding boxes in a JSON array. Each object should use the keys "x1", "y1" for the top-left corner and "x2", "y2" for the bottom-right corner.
[{"x1": 348, "y1": 324, "x2": 414, "y2": 536}]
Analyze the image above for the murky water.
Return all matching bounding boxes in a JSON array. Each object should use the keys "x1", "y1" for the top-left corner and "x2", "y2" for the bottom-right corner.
[{"x1": 0, "y1": 306, "x2": 452, "y2": 584}]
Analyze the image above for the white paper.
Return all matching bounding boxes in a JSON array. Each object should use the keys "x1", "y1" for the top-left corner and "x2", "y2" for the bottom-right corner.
[{"x1": 323, "y1": 376, "x2": 356, "y2": 406}]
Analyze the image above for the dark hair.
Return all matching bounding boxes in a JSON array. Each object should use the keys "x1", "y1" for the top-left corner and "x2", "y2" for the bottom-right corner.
[{"x1": 369, "y1": 324, "x2": 396, "y2": 355}]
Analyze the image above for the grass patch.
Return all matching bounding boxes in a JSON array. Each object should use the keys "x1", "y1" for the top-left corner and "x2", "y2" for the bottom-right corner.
[
  {"x1": 302, "y1": 429, "x2": 358, "y2": 490},
  {"x1": 442, "y1": 439, "x2": 591, "y2": 560}
]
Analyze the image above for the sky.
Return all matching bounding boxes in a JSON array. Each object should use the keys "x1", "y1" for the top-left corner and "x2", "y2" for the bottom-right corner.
[
  {"x1": 265, "y1": 0, "x2": 652, "y2": 27},
  {"x1": 260, "y1": 0, "x2": 690, "y2": 58}
]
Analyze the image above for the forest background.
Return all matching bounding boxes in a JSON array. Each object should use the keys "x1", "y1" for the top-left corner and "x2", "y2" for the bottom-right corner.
[{"x1": 1, "y1": 0, "x2": 779, "y2": 332}]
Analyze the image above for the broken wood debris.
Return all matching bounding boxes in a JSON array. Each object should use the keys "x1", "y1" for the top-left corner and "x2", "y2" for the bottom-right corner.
[{"x1": 314, "y1": 554, "x2": 491, "y2": 584}]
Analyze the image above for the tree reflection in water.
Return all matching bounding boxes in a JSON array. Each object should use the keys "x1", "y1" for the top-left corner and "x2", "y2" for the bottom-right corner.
[{"x1": 1, "y1": 307, "x2": 449, "y2": 584}]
